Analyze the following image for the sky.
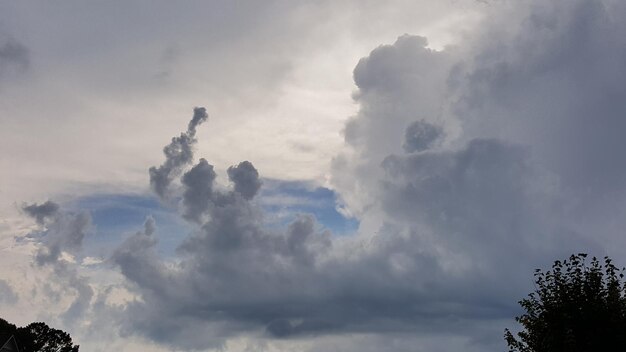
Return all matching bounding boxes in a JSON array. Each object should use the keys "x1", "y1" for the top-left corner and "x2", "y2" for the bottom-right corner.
[{"x1": 2, "y1": 0, "x2": 626, "y2": 351}]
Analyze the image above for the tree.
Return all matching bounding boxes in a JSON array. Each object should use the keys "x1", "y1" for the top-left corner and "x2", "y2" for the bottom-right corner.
[
  {"x1": 0, "y1": 318, "x2": 17, "y2": 349},
  {"x1": 505, "y1": 253, "x2": 626, "y2": 352},
  {"x1": 0, "y1": 318, "x2": 79, "y2": 352},
  {"x1": 16, "y1": 322, "x2": 79, "y2": 352}
]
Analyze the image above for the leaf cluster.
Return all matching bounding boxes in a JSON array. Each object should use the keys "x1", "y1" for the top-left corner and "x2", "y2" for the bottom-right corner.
[{"x1": 505, "y1": 253, "x2": 626, "y2": 352}]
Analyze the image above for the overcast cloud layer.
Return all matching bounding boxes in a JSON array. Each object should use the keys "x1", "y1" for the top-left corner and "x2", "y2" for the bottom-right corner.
[{"x1": 4, "y1": 0, "x2": 626, "y2": 351}]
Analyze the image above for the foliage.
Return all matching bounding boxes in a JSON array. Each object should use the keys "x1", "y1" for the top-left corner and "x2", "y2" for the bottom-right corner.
[
  {"x1": 505, "y1": 253, "x2": 626, "y2": 352},
  {"x1": 0, "y1": 318, "x2": 17, "y2": 348},
  {"x1": 0, "y1": 318, "x2": 79, "y2": 352}
]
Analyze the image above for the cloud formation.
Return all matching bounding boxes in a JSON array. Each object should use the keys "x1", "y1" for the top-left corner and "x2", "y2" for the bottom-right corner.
[
  {"x1": 14, "y1": 0, "x2": 626, "y2": 351},
  {"x1": 149, "y1": 107, "x2": 208, "y2": 199},
  {"x1": 402, "y1": 120, "x2": 443, "y2": 153},
  {"x1": 181, "y1": 158, "x2": 217, "y2": 223},
  {"x1": 22, "y1": 200, "x2": 59, "y2": 225},
  {"x1": 106, "y1": 114, "x2": 527, "y2": 350},
  {"x1": 112, "y1": 111, "x2": 341, "y2": 348},
  {"x1": 21, "y1": 201, "x2": 94, "y2": 326},
  {"x1": 227, "y1": 161, "x2": 262, "y2": 200},
  {"x1": 23, "y1": 201, "x2": 90, "y2": 266},
  {"x1": 327, "y1": 0, "x2": 626, "y2": 349},
  {"x1": 92, "y1": 2, "x2": 626, "y2": 350}
]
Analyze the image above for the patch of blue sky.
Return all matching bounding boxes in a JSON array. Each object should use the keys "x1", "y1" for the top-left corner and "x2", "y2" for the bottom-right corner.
[
  {"x1": 257, "y1": 179, "x2": 359, "y2": 235},
  {"x1": 68, "y1": 193, "x2": 192, "y2": 257}
]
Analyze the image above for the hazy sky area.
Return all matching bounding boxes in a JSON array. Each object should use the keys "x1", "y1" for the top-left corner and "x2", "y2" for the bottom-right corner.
[{"x1": 2, "y1": 0, "x2": 626, "y2": 351}]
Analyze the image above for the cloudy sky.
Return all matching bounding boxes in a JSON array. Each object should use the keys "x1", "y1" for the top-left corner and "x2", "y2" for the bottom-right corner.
[{"x1": 2, "y1": 0, "x2": 626, "y2": 350}]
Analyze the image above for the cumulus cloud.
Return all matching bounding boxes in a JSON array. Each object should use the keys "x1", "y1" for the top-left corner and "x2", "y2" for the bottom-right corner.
[
  {"x1": 334, "y1": 0, "x2": 626, "y2": 245},
  {"x1": 402, "y1": 120, "x2": 443, "y2": 153},
  {"x1": 107, "y1": 108, "x2": 523, "y2": 350},
  {"x1": 22, "y1": 201, "x2": 90, "y2": 266},
  {"x1": 149, "y1": 107, "x2": 208, "y2": 199},
  {"x1": 333, "y1": 34, "x2": 455, "y2": 215},
  {"x1": 21, "y1": 200, "x2": 94, "y2": 326},
  {"x1": 113, "y1": 2, "x2": 626, "y2": 348},
  {"x1": 453, "y1": 0, "x2": 626, "y2": 196},
  {"x1": 22, "y1": 200, "x2": 59, "y2": 225},
  {"x1": 324, "y1": 0, "x2": 626, "y2": 349},
  {"x1": 227, "y1": 161, "x2": 262, "y2": 200},
  {"x1": 181, "y1": 158, "x2": 216, "y2": 223},
  {"x1": 118, "y1": 114, "x2": 457, "y2": 348},
  {"x1": 111, "y1": 216, "x2": 162, "y2": 294}
]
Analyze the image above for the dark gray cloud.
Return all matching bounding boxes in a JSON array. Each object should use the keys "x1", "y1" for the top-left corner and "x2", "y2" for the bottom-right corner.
[
  {"x1": 325, "y1": 1, "x2": 626, "y2": 350},
  {"x1": 34, "y1": 212, "x2": 90, "y2": 266},
  {"x1": 227, "y1": 161, "x2": 262, "y2": 200},
  {"x1": 111, "y1": 217, "x2": 162, "y2": 293},
  {"x1": 22, "y1": 201, "x2": 94, "y2": 326},
  {"x1": 187, "y1": 107, "x2": 209, "y2": 134},
  {"x1": 181, "y1": 158, "x2": 216, "y2": 223},
  {"x1": 455, "y1": 0, "x2": 626, "y2": 196},
  {"x1": 379, "y1": 137, "x2": 589, "y2": 285},
  {"x1": 402, "y1": 120, "x2": 443, "y2": 153},
  {"x1": 149, "y1": 107, "x2": 208, "y2": 199},
  {"x1": 22, "y1": 201, "x2": 90, "y2": 266},
  {"x1": 110, "y1": 111, "x2": 523, "y2": 350},
  {"x1": 22, "y1": 200, "x2": 59, "y2": 225},
  {"x1": 114, "y1": 117, "x2": 371, "y2": 348}
]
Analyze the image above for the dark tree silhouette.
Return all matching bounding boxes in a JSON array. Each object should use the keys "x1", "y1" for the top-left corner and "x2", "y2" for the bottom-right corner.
[
  {"x1": 505, "y1": 253, "x2": 626, "y2": 352},
  {"x1": 0, "y1": 318, "x2": 79, "y2": 352},
  {"x1": 0, "y1": 318, "x2": 17, "y2": 348}
]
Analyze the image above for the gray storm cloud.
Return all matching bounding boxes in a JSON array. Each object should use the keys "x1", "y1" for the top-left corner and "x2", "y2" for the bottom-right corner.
[
  {"x1": 181, "y1": 158, "x2": 217, "y2": 223},
  {"x1": 22, "y1": 200, "x2": 59, "y2": 225},
  {"x1": 402, "y1": 120, "x2": 443, "y2": 153},
  {"x1": 111, "y1": 107, "x2": 527, "y2": 350},
  {"x1": 22, "y1": 201, "x2": 90, "y2": 266},
  {"x1": 327, "y1": 0, "x2": 626, "y2": 349},
  {"x1": 22, "y1": 201, "x2": 94, "y2": 325},
  {"x1": 149, "y1": 107, "x2": 208, "y2": 199},
  {"x1": 115, "y1": 1, "x2": 626, "y2": 349},
  {"x1": 227, "y1": 161, "x2": 262, "y2": 200},
  {"x1": 111, "y1": 216, "x2": 162, "y2": 293}
]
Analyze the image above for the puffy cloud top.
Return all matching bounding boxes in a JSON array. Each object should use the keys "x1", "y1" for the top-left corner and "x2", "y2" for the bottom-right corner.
[
  {"x1": 149, "y1": 107, "x2": 208, "y2": 199},
  {"x1": 227, "y1": 161, "x2": 262, "y2": 200},
  {"x1": 22, "y1": 200, "x2": 59, "y2": 225}
]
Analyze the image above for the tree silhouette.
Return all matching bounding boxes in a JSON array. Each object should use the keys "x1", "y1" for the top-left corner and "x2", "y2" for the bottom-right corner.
[
  {"x1": 0, "y1": 318, "x2": 17, "y2": 349},
  {"x1": 0, "y1": 318, "x2": 79, "y2": 352},
  {"x1": 505, "y1": 253, "x2": 626, "y2": 352}
]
